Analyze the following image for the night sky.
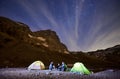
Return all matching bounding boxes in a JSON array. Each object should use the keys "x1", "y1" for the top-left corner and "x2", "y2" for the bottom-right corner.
[{"x1": 0, "y1": 0, "x2": 120, "y2": 52}]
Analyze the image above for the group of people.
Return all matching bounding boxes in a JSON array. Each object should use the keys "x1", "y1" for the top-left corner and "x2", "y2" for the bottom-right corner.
[{"x1": 49, "y1": 62, "x2": 67, "y2": 71}]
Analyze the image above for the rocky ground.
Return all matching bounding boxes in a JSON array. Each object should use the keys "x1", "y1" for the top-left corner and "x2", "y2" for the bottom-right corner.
[{"x1": 0, "y1": 68, "x2": 120, "y2": 79}]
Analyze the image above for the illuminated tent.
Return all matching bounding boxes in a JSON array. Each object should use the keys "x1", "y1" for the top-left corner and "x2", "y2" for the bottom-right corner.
[
  {"x1": 28, "y1": 61, "x2": 45, "y2": 70},
  {"x1": 70, "y1": 62, "x2": 91, "y2": 75}
]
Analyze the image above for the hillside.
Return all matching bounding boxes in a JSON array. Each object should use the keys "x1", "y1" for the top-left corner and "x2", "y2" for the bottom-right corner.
[
  {"x1": 0, "y1": 16, "x2": 71, "y2": 67},
  {"x1": 0, "y1": 16, "x2": 119, "y2": 70},
  {"x1": 0, "y1": 16, "x2": 68, "y2": 54},
  {"x1": 87, "y1": 45, "x2": 120, "y2": 68}
]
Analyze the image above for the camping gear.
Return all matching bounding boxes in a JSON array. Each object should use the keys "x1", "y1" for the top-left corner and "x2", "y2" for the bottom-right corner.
[
  {"x1": 28, "y1": 61, "x2": 45, "y2": 70},
  {"x1": 70, "y1": 62, "x2": 91, "y2": 74}
]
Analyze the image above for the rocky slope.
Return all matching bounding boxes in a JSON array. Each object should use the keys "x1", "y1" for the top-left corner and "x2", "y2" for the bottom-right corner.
[
  {"x1": 0, "y1": 16, "x2": 69, "y2": 54},
  {"x1": 87, "y1": 45, "x2": 120, "y2": 68},
  {"x1": 0, "y1": 16, "x2": 71, "y2": 67}
]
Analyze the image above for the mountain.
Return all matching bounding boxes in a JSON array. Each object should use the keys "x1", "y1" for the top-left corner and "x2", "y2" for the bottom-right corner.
[
  {"x1": 0, "y1": 16, "x2": 71, "y2": 67},
  {"x1": 88, "y1": 45, "x2": 120, "y2": 68},
  {"x1": 32, "y1": 30, "x2": 68, "y2": 53},
  {"x1": 0, "y1": 16, "x2": 69, "y2": 54},
  {"x1": 0, "y1": 16, "x2": 119, "y2": 70}
]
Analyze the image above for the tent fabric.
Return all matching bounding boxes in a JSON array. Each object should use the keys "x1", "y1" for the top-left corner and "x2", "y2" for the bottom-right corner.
[
  {"x1": 70, "y1": 62, "x2": 91, "y2": 75},
  {"x1": 28, "y1": 61, "x2": 45, "y2": 70}
]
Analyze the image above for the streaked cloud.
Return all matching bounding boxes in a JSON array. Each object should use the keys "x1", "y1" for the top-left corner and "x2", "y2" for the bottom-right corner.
[
  {"x1": 38, "y1": 1, "x2": 59, "y2": 28},
  {"x1": 1, "y1": 0, "x2": 120, "y2": 52},
  {"x1": 16, "y1": 0, "x2": 43, "y2": 29},
  {"x1": 74, "y1": 0, "x2": 85, "y2": 39},
  {"x1": 88, "y1": 28, "x2": 120, "y2": 51}
]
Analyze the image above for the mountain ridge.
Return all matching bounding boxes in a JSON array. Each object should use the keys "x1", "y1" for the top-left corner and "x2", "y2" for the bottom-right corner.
[
  {"x1": 87, "y1": 45, "x2": 120, "y2": 65},
  {"x1": 0, "y1": 16, "x2": 69, "y2": 54}
]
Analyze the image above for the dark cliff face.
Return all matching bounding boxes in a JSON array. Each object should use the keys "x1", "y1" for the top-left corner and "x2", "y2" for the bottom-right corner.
[
  {"x1": 0, "y1": 17, "x2": 31, "y2": 40},
  {"x1": 0, "y1": 16, "x2": 69, "y2": 54},
  {"x1": 33, "y1": 30, "x2": 68, "y2": 53}
]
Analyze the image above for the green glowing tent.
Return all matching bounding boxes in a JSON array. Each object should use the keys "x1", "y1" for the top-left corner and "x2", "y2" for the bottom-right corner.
[{"x1": 70, "y1": 62, "x2": 91, "y2": 75}]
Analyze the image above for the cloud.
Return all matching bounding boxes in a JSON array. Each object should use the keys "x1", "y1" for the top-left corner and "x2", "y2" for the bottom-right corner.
[
  {"x1": 38, "y1": 1, "x2": 59, "y2": 28},
  {"x1": 82, "y1": 4, "x2": 120, "y2": 52},
  {"x1": 86, "y1": 10, "x2": 120, "y2": 51},
  {"x1": 88, "y1": 28, "x2": 120, "y2": 51},
  {"x1": 16, "y1": 0, "x2": 59, "y2": 30},
  {"x1": 66, "y1": 33, "x2": 80, "y2": 51},
  {"x1": 13, "y1": 0, "x2": 120, "y2": 52},
  {"x1": 16, "y1": 0, "x2": 43, "y2": 29},
  {"x1": 74, "y1": 0, "x2": 85, "y2": 39}
]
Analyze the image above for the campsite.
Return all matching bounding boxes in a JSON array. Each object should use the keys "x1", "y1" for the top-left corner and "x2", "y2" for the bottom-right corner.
[
  {"x1": 0, "y1": 61, "x2": 120, "y2": 79},
  {"x1": 0, "y1": 1, "x2": 120, "y2": 78}
]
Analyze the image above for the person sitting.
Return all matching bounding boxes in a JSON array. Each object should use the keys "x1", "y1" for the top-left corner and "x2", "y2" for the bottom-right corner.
[
  {"x1": 61, "y1": 62, "x2": 67, "y2": 71},
  {"x1": 56, "y1": 63, "x2": 61, "y2": 71},
  {"x1": 49, "y1": 62, "x2": 54, "y2": 70}
]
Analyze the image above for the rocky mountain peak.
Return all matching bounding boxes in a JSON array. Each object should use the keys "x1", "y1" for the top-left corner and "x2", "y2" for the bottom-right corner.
[{"x1": 0, "y1": 16, "x2": 69, "y2": 54}]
